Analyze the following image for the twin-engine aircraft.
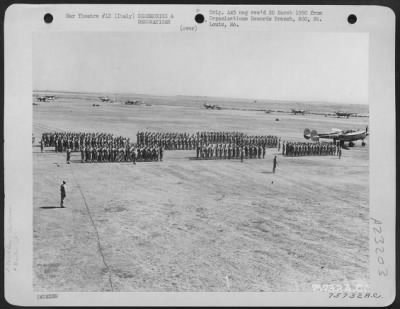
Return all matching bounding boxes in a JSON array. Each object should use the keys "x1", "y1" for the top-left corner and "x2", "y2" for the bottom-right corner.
[
  {"x1": 335, "y1": 111, "x2": 358, "y2": 118},
  {"x1": 304, "y1": 127, "x2": 369, "y2": 147},
  {"x1": 125, "y1": 100, "x2": 141, "y2": 105},
  {"x1": 99, "y1": 96, "x2": 110, "y2": 102},
  {"x1": 36, "y1": 95, "x2": 56, "y2": 102},
  {"x1": 203, "y1": 103, "x2": 221, "y2": 110},
  {"x1": 291, "y1": 109, "x2": 307, "y2": 115}
]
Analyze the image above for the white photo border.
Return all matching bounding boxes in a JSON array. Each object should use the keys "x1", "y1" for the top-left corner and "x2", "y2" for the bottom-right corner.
[{"x1": 4, "y1": 4, "x2": 396, "y2": 306}]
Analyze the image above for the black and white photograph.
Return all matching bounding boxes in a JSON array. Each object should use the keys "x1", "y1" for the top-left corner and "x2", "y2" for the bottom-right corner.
[{"x1": 4, "y1": 4, "x2": 396, "y2": 306}]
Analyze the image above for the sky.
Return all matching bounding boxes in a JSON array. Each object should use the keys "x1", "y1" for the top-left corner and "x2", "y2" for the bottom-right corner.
[{"x1": 33, "y1": 31, "x2": 368, "y2": 104}]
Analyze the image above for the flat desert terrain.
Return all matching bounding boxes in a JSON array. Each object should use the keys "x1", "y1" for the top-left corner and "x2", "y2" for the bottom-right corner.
[{"x1": 33, "y1": 92, "x2": 369, "y2": 292}]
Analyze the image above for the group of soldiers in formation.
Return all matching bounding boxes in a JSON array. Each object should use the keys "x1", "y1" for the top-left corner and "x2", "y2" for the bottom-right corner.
[
  {"x1": 41, "y1": 132, "x2": 131, "y2": 152},
  {"x1": 136, "y1": 131, "x2": 280, "y2": 150},
  {"x1": 77, "y1": 144, "x2": 163, "y2": 164},
  {"x1": 40, "y1": 131, "x2": 343, "y2": 164},
  {"x1": 196, "y1": 143, "x2": 266, "y2": 161},
  {"x1": 281, "y1": 141, "x2": 341, "y2": 157},
  {"x1": 41, "y1": 132, "x2": 163, "y2": 164}
]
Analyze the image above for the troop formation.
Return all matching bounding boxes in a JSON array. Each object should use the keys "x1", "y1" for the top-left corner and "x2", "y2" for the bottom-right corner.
[
  {"x1": 196, "y1": 143, "x2": 266, "y2": 161},
  {"x1": 196, "y1": 131, "x2": 279, "y2": 148},
  {"x1": 136, "y1": 131, "x2": 280, "y2": 150},
  {"x1": 40, "y1": 131, "x2": 343, "y2": 165},
  {"x1": 77, "y1": 144, "x2": 163, "y2": 164},
  {"x1": 136, "y1": 132, "x2": 197, "y2": 150},
  {"x1": 281, "y1": 141, "x2": 340, "y2": 157},
  {"x1": 41, "y1": 132, "x2": 130, "y2": 152}
]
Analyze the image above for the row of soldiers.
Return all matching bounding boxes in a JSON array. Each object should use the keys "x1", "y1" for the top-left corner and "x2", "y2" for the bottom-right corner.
[
  {"x1": 68, "y1": 144, "x2": 164, "y2": 164},
  {"x1": 137, "y1": 131, "x2": 280, "y2": 150},
  {"x1": 196, "y1": 143, "x2": 266, "y2": 160},
  {"x1": 282, "y1": 141, "x2": 340, "y2": 157},
  {"x1": 196, "y1": 131, "x2": 278, "y2": 148},
  {"x1": 196, "y1": 131, "x2": 246, "y2": 144},
  {"x1": 41, "y1": 132, "x2": 130, "y2": 152},
  {"x1": 137, "y1": 132, "x2": 191, "y2": 146}
]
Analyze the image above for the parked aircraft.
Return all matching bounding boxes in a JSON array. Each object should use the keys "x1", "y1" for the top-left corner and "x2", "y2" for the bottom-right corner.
[
  {"x1": 304, "y1": 127, "x2": 369, "y2": 147},
  {"x1": 291, "y1": 109, "x2": 306, "y2": 115},
  {"x1": 125, "y1": 100, "x2": 141, "y2": 105},
  {"x1": 335, "y1": 111, "x2": 357, "y2": 118},
  {"x1": 99, "y1": 96, "x2": 110, "y2": 102},
  {"x1": 203, "y1": 103, "x2": 221, "y2": 110}
]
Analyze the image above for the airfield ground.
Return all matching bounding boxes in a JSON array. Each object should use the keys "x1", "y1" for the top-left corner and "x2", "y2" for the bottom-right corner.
[{"x1": 33, "y1": 94, "x2": 369, "y2": 292}]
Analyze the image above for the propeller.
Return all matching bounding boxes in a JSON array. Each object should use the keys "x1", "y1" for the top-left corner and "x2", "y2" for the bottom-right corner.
[
  {"x1": 304, "y1": 128, "x2": 311, "y2": 139},
  {"x1": 311, "y1": 129, "x2": 318, "y2": 137}
]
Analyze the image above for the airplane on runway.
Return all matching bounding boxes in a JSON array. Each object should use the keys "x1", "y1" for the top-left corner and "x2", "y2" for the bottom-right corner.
[
  {"x1": 304, "y1": 126, "x2": 369, "y2": 147},
  {"x1": 291, "y1": 109, "x2": 307, "y2": 115},
  {"x1": 99, "y1": 96, "x2": 110, "y2": 102},
  {"x1": 335, "y1": 111, "x2": 357, "y2": 118},
  {"x1": 125, "y1": 100, "x2": 141, "y2": 105},
  {"x1": 37, "y1": 96, "x2": 47, "y2": 102},
  {"x1": 36, "y1": 95, "x2": 56, "y2": 102},
  {"x1": 203, "y1": 103, "x2": 221, "y2": 110}
]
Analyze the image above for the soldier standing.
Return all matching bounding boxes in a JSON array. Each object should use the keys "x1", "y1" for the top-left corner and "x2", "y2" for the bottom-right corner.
[
  {"x1": 66, "y1": 147, "x2": 72, "y2": 164},
  {"x1": 80, "y1": 146, "x2": 85, "y2": 163},
  {"x1": 132, "y1": 147, "x2": 137, "y2": 164},
  {"x1": 40, "y1": 140, "x2": 44, "y2": 153},
  {"x1": 160, "y1": 146, "x2": 164, "y2": 162},
  {"x1": 273, "y1": 155, "x2": 277, "y2": 174},
  {"x1": 60, "y1": 181, "x2": 66, "y2": 208},
  {"x1": 89, "y1": 146, "x2": 94, "y2": 162}
]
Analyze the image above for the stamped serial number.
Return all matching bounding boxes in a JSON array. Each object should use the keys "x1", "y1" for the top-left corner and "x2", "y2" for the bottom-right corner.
[
  {"x1": 371, "y1": 217, "x2": 388, "y2": 277},
  {"x1": 37, "y1": 294, "x2": 58, "y2": 300},
  {"x1": 329, "y1": 292, "x2": 382, "y2": 299}
]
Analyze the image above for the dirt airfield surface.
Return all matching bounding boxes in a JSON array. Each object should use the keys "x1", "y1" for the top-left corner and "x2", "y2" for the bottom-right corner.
[{"x1": 33, "y1": 94, "x2": 369, "y2": 292}]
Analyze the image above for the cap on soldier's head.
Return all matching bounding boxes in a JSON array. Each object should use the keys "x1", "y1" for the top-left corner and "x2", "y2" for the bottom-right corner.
[{"x1": 63, "y1": 180, "x2": 66, "y2": 184}]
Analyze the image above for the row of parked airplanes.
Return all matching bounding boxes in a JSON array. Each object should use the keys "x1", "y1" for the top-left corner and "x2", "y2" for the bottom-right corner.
[
  {"x1": 34, "y1": 97, "x2": 362, "y2": 119},
  {"x1": 287, "y1": 109, "x2": 359, "y2": 118},
  {"x1": 203, "y1": 104, "x2": 362, "y2": 119},
  {"x1": 34, "y1": 95, "x2": 143, "y2": 105},
  {"x1": 98, "y1": 96, "x2": 142, "y2": 105},
  {"x1": 266, "y1": 108, "x2": 360, "y2": 118}
]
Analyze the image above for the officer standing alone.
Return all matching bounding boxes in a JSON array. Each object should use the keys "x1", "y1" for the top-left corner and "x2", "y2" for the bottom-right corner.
[
  {"x1": 273, "y1": 155, "x2": 277, "y2": 174},
  {"x1": 60, "y1": 181, "x2": 66, "y2": 208}
]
